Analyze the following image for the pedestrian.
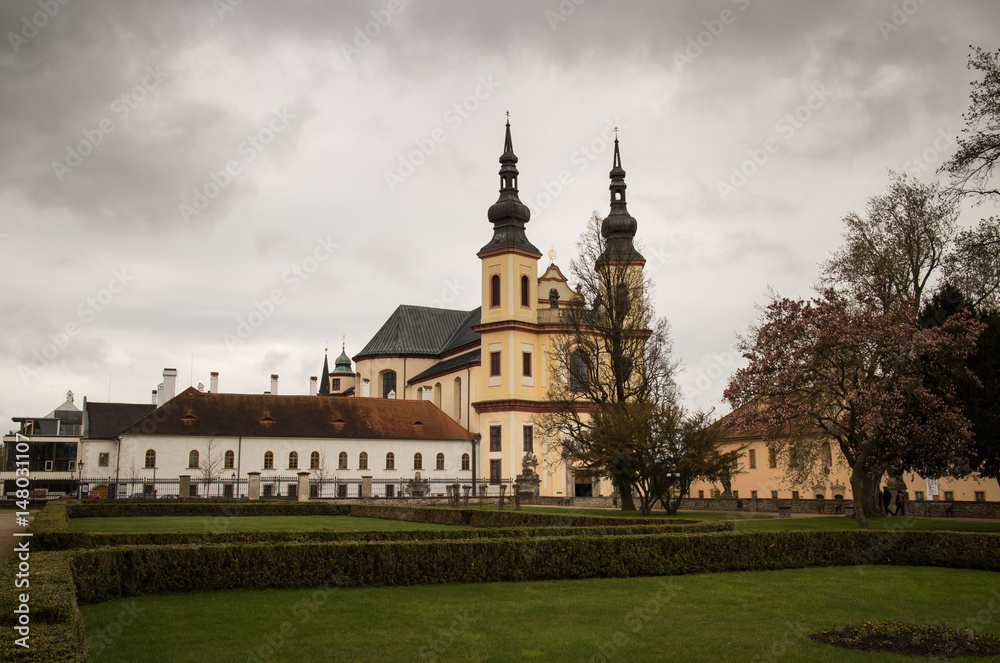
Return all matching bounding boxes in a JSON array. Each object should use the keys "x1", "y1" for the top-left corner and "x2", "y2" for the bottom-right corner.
[
  {"x1": 882, "y1": 485, "x2": 893, "y2": 515},
  {"x1": 895, "y1": 490, "x2": 905, "y2": 517}
]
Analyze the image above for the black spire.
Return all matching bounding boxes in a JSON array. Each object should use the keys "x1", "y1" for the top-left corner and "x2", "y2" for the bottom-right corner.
[
  {"x1": 479, "y1": 116, "x2": 541, "y2": 257},
  {"x1": 599, "y1": 134, "x2": 644, "y2": 264},
  {"x1": 317, "y1": 349, "x2": 331, "y2": 396}
]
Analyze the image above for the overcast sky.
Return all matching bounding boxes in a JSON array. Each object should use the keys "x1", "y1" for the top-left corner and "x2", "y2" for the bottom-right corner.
[{"x1": 2, "y1": 0, "x2": 998, "y2": 431}]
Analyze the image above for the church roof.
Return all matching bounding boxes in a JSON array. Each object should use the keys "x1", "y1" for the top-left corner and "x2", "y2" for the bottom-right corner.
[
  {"x1": 408, "y1": 349, "x2": 481, "y2": 385},
  {"x1": 119, "y1": 387, "x2": 472, "y2": 441},
  {"x1": 84, "y1": 402, "x2": 157, "y2": 440},
  {"x1": 355, "y1": 305, "x2": 480, "y2": 359},
  {"x1": 333, "y1": 347, "x2": 353, "y2": 375}
]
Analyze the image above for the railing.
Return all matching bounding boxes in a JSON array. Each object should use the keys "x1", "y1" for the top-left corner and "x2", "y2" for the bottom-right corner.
[{"x1": 1, "y1": 475, "x2": 520, "y2": 500}]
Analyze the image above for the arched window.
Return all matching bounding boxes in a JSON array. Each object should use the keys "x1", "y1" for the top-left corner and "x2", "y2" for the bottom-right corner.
[
  {"x1": 413, "y1": 452, "x2": 423, "y2": 470},
  {"x1": 224, "y1": 450, "x2": 235, "y2": 469},
  {"x1": 453, "y1": 376, "x2": 462, "y2": 421},
  {"x1": 569, "y1": 349, "x2": 590, "y2": 392},
  {"x1": 385, "y1": 452, "x2": 395, "y2": 470},
  {"x1": 310, "y1": 451, "x2": 320, "y2": 470},
  {"x1": 520, "y1": 275, "x2": 529, "y2": 307},
  {"x1": 188, "y1": 450, "x2": 200, "y2": 469},
  {"x1": 359, "y1": 451, "x2": 369, "y2": 470},
  {"x1": 434, "y1": 382, "x2": 442, "y2": 408},
  {"x1": 821, "y1": 441, "x2": 833, "y2": 467},
  {"x1": 338, "y1": 451, "x2": 348, "y2": 470},
  {"x1": 263, "y1": 451, "x2": 274, "y2": 470},
  {"x1": 144, "y1": 449, "x2": 156, "y2": 469},
  {"x1": 461, "y1": 453, "x2": 470, "y2": 471},
  {"x1": 490, "y1": 274, "x2": 500, "y2": 308},
  {"x1": 436, "y1": 453, "x2": 445, "y2": 470},
  {"x1": 288, "y1": 451, "x2": 298, "y2": 470},
  {"x1": 381, "y1": 371, "x2": 397, "y2": 399}
]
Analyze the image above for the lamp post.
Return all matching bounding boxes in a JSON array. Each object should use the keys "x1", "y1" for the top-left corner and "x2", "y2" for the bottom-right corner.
[
  {"x1": 471, "y1": 433, "x2": 481, "y2": 496},
  {"x1": 231, "y1": 472, "x2": 236, "y2": 499},
  {"x1": 77, "y1": 460, "x2": 84, "y2": 499},
  {"x1": 151, "y1": 464, "x2": 157, "y2": 498}
]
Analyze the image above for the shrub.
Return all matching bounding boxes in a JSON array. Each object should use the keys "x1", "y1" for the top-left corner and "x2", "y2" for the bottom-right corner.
[
  {"x1": 69, "y1": 530, "x2": 1000, "y2": 605},
  {"x1": 0, "y1": 551, "x2": 85, "y2": 662}
]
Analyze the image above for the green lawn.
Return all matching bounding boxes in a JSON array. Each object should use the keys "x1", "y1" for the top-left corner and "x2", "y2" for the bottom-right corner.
[
  {"x1": 80, "y1": 566, "x2": 1000, "y2": 662},
  {"x1": 68, "y1": 515, "x2": 462, "y2": 533},
  {"x1": 733, "y1": 515, "x2": 1000, "y2": 533}
]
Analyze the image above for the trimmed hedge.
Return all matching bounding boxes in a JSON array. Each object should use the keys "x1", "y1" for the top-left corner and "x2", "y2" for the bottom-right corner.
[
  {"x1": 33, "y1": 521, "x2": 733, "y2": 550},
  {"x1": 0, "y1": 552, "x2": 85, "y2": 662},
  {"x1": 69, "y1": 530, "x2": 1000, "y2": 605},
  {"x1": 63, "y1": 500, "x2": 690, "y2": 527}
]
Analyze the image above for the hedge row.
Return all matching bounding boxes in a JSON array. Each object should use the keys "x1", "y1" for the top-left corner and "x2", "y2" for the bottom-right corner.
[
  {"x1": 70, "y1": 530, "x2": 1000, "y2": 605},
  {"x1": 0, "y1": 551, "x2": 85, "y2": 662},
  {"x1": 33, "y1": 521, "x2": 733, "y2": 551},
  {"x1": 65, "y1": 500, "x2": 346, "y2": 519},
  {"x1": 58, "y1": 501, "x2": 691, "y2": 528}
]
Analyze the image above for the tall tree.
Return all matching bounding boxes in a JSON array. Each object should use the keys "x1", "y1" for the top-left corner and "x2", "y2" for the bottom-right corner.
[
  {"x1": 725, "y1": 289, "x2": 982, "y2": 528},
  {"x1": 940, "y1": 46, "x2": 1000, "y2": 203},
  {"x1": 538, "y1": 212, "x2": 678, "y2": 511},
  {"x1": 920, "y1": 284, "x2": 1000, "y2": 489},
  {"x1": 822, "y1": 171, "x2": 958, "y2": 316}
]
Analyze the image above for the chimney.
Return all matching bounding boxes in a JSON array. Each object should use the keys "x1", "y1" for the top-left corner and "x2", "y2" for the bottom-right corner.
[
  {"x1": 151, "y1": 389, "x2": 158, "y2": 405},
  {"x1": 210, "y1": 371, "x2": 219, "y2": 393},
  {"x1": 309, "y1": 376, "x2": 318, "y2": 396},
  {"x1": 156, "y1": 383, "x2": 164, "y2": 406},
  {"x1": 270, "y1": 374, "x2": 279, "y2": 395},
  {"x1": 162, "y1": 368, "x2": 178, "y2": 402}
]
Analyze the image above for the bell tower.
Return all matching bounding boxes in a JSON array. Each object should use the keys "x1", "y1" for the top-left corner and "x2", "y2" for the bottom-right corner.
[{"x1": 478, "y1": 116, "x2": 542, "y2": 326}]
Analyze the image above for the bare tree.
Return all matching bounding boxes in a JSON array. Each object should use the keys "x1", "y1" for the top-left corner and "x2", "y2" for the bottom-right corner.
[
  {"x1": 200, "y1": 438, "x2": 222, "y2": 496},
  {"x1": 940, "y1": 46, "x2": 1000, "y2": 203},
  {"x1": 538, "y1": 212, "x2": 679, "y2": 510}
]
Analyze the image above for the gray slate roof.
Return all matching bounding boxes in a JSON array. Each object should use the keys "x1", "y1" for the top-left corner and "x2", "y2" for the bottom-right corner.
[
  {"x1": 84, "y1": 402, "x2": 157, "y2": 439},
  {"x1": 355, "y1": 305, "x2": 480, "y2": 358},
  {"x1": 408, "y1": 349, "x2": 481, "y2": 385}
]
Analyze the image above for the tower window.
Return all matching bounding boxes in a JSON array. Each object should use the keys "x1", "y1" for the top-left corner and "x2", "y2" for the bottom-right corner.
[
  {"x1": 522, "y1": 352, "x2": 532, "y2": 377},
  {"x1": 382, "y1": 371, "x2": 396, "y2": 399},
  {"x1": 490, "y1": 274, "x2": 501, "y2": 308},
  {"x1": 490, "y1": 426, "x2": 502, "y2": 452},
  {"x1": 523, "y1": 425, "x2": 533, "y2": 453},
  {"x1": 331, "y1": 378, "x2": 340, "y2": 391},
  {"x1": 490, "y1": 351, "x2": 501, "y2": 377},
  {"x1": 569, "y1": 349, "x2": 590, "y2": 392},
  {"x1": 520, "y1": 275, "x2": 529, "y2": 307}
]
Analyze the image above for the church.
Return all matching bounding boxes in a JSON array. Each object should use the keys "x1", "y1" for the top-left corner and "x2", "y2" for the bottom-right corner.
[{"x1": 331, "y1": 119, "x2": 643, "y2": 499}]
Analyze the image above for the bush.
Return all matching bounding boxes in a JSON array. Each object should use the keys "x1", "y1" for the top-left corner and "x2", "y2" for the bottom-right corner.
[
  {"x1": 0, "y1": 551, "x2": 85, "y2": 662},
  {"x1": 69, "y1": 530, "x2": 1000, "y2": 605},
  {"x1": 34, "y1": 521, "x2": 733, "y2": 551},
  {"x1": 66, "y1": 500, "x2": 344, "y2": 519},
  {"x1": 29, "y1": 501, "x2": 69, "y2": 535}
]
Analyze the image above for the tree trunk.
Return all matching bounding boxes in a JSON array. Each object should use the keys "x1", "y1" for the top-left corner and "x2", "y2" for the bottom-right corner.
[
  {"x1": 849, "y1": 468, "x2": 878, "y2": 529},
  {"x1": 615, "y1": 478, "x2": 636, "y2": 511}
]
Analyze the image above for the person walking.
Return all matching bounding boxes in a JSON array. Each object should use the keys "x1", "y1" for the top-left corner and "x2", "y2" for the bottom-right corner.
[
  {"x1": 895, "y1": 490, "x2": 906, "y2": 517},
  {"x1": 882, "y1": 485, "x2": 893, "y2": 515}
]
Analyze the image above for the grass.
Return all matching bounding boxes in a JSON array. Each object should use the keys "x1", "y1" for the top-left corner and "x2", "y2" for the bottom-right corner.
[
  {"x1": 80, "y1": 566, "x2": 1000, "y2": 662},
  {"x1": 732, "y1": 515, "x2": 1000, "y2": 532},
  {"x1": 471, "y1": 505, "x2": 773, "y2": 520},
  {"x1": 67, "y1": 515, "x2": 462, "y2": 533}
]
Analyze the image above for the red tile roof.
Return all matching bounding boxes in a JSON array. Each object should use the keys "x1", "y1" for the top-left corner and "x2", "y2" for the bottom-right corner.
[{"x1": 120, "y1": 387, "x2": 472, "y2": 441}]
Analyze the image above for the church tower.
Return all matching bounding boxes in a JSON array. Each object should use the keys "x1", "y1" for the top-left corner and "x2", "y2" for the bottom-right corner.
[
  {"x1": 475, "y1": 118, "x2": 545, "y2": 486},
  {"x1": 478, "y1": 118, "x2": 542, "y2": 326}
]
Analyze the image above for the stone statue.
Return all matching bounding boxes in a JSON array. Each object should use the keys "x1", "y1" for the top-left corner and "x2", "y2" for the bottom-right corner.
[{"x1": 549, "y1": 288, "x2": 560, "y2": 309}]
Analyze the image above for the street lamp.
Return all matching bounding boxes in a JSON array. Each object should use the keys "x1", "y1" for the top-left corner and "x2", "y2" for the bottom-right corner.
[
  {"x1": 77, "y1": 460, "x2": 84, "y2": 499},
  {"x1": 151, "y1": 464, "x2": 158, "y2": 498}
]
